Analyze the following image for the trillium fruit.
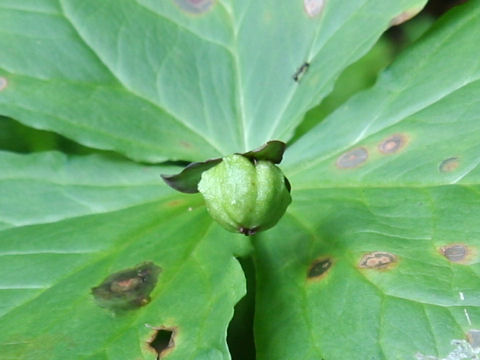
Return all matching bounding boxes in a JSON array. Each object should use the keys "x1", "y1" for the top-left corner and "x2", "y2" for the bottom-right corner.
[
  {"x1": 161, "y1": 140, "x2": 292, "y2": 235},
  {"x1": 198, "y1": 154, "x2": 291, "y2": 235}
]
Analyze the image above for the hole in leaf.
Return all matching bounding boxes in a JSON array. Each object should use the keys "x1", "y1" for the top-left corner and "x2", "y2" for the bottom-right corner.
[
  {"x1": 439, "y1": 157, "x2": 460, "y2": 172},
  {"x1": 359, "y1": 251, "x2": 397, "y2": 270},
  {"x1": 91, "y1": 262, "x2": 161, "y2": 311},
  {"x1": 148, "y1": 327, "x2": 176, "y2": 359},
  {"x1": 336, "y1": 147, "x2": 368, "y2": 169},
  {"x1": 308, "y1": 257, "x2": 332, "y2": 279},
  {"x1": 378, "y1": 134, "x2": 408, "y2": 154}
]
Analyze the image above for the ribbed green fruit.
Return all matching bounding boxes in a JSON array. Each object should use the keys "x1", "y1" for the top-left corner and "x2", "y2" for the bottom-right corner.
[{"x1": 198, "y1": 154, "x2": 291, "y2": 235}]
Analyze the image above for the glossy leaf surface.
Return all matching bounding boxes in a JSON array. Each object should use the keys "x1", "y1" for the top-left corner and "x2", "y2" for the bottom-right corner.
[
  {"x1": 254, "y1": 2, "x2": 480, "y2": 359},
  {"x1": 0, "y1": 153, "x2": 248, "y2": 360},
  {"x1": 1, "y1": 1, "x2": 479, "y2": 360},
  {"x1": 0, "y1": 0, "x2": 426, "y2": 162}
]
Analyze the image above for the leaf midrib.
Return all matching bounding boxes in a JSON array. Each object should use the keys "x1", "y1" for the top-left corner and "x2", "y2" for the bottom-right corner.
[{"x1": 59, "y1": 0, "x2": 226, "y2": 157}]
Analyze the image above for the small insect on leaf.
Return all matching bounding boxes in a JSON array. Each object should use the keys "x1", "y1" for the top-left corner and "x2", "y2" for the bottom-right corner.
[{"x1": 293, "y1": 62, "x2": 310, "y2": 82}]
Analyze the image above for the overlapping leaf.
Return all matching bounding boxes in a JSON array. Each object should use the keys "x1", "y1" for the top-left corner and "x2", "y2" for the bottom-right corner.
[
  {"x1": 0, "y1": 151, "x2": 175, "y2": 230},
  {"x1": 0, "y1": 154, "x2": 249, "y2": 360},
  {"x1": 0, "y1": 0, "x2": 426, "y2": 162},
  {"x1": 254, "y1": 2, "x2": 480, "y2": 359},
  {"x1": 0, "y1": 0, "x2": 477, "y2": 359}
]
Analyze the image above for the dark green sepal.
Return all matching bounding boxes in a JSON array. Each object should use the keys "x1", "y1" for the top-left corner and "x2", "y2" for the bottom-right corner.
[{"x1": 161, "y1": 140, "x2": 287, "y2": 193}]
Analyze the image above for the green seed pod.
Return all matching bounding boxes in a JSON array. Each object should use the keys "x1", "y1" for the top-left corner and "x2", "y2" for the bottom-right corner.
[{"x1": 198, "y1": 154, "x2": 292, "y2": 235}]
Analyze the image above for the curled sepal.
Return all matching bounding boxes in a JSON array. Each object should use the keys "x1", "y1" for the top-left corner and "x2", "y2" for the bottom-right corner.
[
  {"x1": 161, "y1": 159, "x2": 221, "y2": 193},
  {"x1": 240, "y1": 140, "x2": 286, "y2": 164},
  {"x1": 198, "y1": 154, "x2": 292, "y2": 235},
  {"x1": 161, "y1": 141, "x2": 287, "y2": 193}
]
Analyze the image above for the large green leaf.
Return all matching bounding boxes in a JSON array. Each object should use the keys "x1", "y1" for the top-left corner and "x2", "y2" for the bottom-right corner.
[
  {"x1": 0, "y1": 151, "x2": 176, "y2": 230},
  {"x1": 254, "y1": 2, "x2": 480, "y2": 359},
  {"x1": 0, "y1": 0, "x2": 425, "y2": 162},
  {"x1": 1, "y1": 1, "x2": 478, "y2": 359},
  {"x1": 0, "y1": 153, "x2": 249, "y2": 360}
]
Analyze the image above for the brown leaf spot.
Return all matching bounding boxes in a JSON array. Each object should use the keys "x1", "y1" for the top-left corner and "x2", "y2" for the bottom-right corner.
[
  {"x1": 378, "y1": 134, "x2": 408, "y2": 154},
  {"x1": 304, "y1": 0, "x2": 325, "y2": 18},
  {"x1": 110, "y1": 277, "x2": 142, "y2": 293},
  {"x1": 307, "y1": 257, "x2": 333, "y2": 280},
  {"x1": 173, "y1": 0, "x2": 215, "y2": 15},
  {"x1": 336, "y1": 147, "x2": 368, "y2": 169},
  {"x1": 0, "y1": 77, "x2": 8, "y2": 91},
  {"x1": 91, "y1": 262, "x2": 161, "y2": 311},
  {"x1": 359, "y1": 251, "x2": 397, "y2": 270},
  {"x1": 439, "y1": 243, "x2": 475, "y2": 264},
  {"x1": 147, "y1": 327, "x2": 177, "y2": 359},
  {"x1": 180, "y1": 141, "x2": 192, "y2": 149},
  {"x1": 166, "y1": 199, "x2": 185, "y2": 207},
  {"x1": 439, "y1": 157, "x2": 460, "y2": 172}
]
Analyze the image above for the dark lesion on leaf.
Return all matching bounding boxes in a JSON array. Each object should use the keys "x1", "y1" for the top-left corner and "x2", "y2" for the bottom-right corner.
[
  {"x1": 378, "y1": 133, "x2": 409, "y2": 154},
  {"x1": 439, "y1": 157, "x2": 460, "y2": 173},
  {"x1": 307, "y1": 257, "x2": 333, "y2": 280},
  {"x1": 91, "y1": 262, "x2": 161, "y2": 311},
  {"x1": 147, "y1": 327, "x2": 177, "y2": 359},
  {"x1": 439, "y1": 243, "x2": 475, "y2": 264},
  {"x1": 358, "y1": 251, "x2": 397, "y2": 270},
  {"x1": 336, "y1": 147, "x2": 369, "y2": 169}
]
